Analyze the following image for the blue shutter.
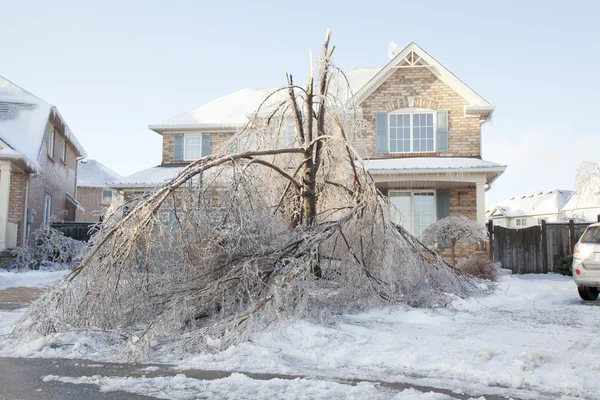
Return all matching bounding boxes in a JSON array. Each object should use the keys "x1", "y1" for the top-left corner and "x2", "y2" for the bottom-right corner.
[
  {"x1": 436, "y1": 110, "x2": 449, "y2": 152},
  {"x1": 173, "y1": 136, "x2": 183, "y2": 161},
  {"x1": 201, "y1": 135, "x2": 211, "y2": 157},
  {"x1": 375, "y1": 113, "x2": 388, "y2": 154},
  {"x1": 436, "y1": 189, "x2": 450, "y2": 248}
]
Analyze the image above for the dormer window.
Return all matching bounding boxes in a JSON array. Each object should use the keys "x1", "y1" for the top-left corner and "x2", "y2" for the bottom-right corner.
[{"x1": 389, "y1": 109, "x2": 435, "y2": 153}]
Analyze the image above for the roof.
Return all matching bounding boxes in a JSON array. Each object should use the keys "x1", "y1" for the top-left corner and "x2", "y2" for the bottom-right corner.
[
  {"x1": 148, "y1": 67, "x2": 382, "y2": 133},
  {"x1": 149, "y1": 42, "x2": 494, "y2": 133},
  {"x1": 77, "y1": 159, "x2": 123, "y2": 187},
  {"x1": 0, "y1": 75, "x2": 86, "y2": 171},
  {"x1": 487, "y1": 189, "x2": 573, "y2": 218},
  {"x1": 109, "y1": 165, "x2": 186, "y2": 189},
  {"x1": 561, "y1": 191, "x2": 600, "y2": 212}
]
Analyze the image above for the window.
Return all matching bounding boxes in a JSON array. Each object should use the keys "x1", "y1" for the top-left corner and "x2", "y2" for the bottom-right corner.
[
  {"x1": 60, "y1": 139, "x2": 67, "y2": 163},
  {"x1": 102, "y1": 190, "x2": 115, "y2": 205},
  {"x1": 581, "y1": 227, "x2": 600, "y2": 244},
  {"x1": 43, "y1": 194, "x2": 52, "y2": 224},
  {"x1": 184, "y1": 135, "x2": 210, "y2": 160},
  {"x1": 389, "y1": 110, "x2": 435, "y2": 153},
  {"x1": 283, "y1": 123, "x2": 296, "y2": 146},
  {"x1": 515, "y1": 218, "x2": 527, "y2": 227},
  {"x1": 47, "y1": 127, "x2": 55, "y2": 158},
  {"x1": 389, "y1": 191, "x2": 436, "y2": 238}
]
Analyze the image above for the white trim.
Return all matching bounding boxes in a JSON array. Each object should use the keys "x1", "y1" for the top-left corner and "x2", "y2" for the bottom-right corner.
[
  {"x1": 43, "y1": 194, "x2": 52, "y2": 225},
  {"x1": 389, "y1": 189, "x2": 436, "y2": 236},
  {"x1": 388, "y1": 108, "x2": 436, "y2": 154},
  {"x1": 47, "y1": 126, "x2": 55, "y2": 158}
]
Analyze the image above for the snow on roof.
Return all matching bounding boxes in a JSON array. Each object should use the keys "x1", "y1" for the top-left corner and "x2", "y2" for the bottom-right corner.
[
  {"x1": 109, "y1": 165, "x2": 186, "y2": 189},
  {"x1": 77, "y1": 159, "x2": 123, "y2": 187},
  {"x1": 365, "y1": 157, "x2": 505, "y2": 172},
  {"x1": 487, "y1": 189, "x2": 573, "y2": 218},
  {"x1": 149, "y1": 68, "x2": 381, "y2": 133},
  {"x1": 0, "y1": 75, "x2": 86, "y2": 171},
  {"x1": 561, "y1": 191, "x2": 600, "y2": 211}
]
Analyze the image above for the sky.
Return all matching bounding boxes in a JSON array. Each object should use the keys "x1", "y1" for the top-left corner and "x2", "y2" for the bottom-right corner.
[{"x1": 1, "y1": 0, "x2": 598, "y2": 206}]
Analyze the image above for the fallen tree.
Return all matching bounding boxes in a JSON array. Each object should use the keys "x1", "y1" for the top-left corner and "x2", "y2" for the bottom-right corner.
[{"x1": 13, "y1": 31, "x2": 481, "y2": 358}]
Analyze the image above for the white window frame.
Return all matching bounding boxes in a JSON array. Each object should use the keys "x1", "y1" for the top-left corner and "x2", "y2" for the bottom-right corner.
[
  {"x1": 388, "y1": 108, "x2": 436, "y2": 154},
  {"x1": 389, "y1": 190, "x2": 437, "y2": 236},
  {"x1": 101, "y1": 189, "x2": 114, "y2": 205},
  {"x1": 47, "y1": 127, "x2": 55, "y2": 158},
  {"x1": 515, "y1": 217, "x2": 527, "y2": 227},
  {"x1": 43, "y1": 194, "x2": 52, "y2": 224},
  {"x1": 183, "y1": 134, "x2": 209, "y2": 161}
]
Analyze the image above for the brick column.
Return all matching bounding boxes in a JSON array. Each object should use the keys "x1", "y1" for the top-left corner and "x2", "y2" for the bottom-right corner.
[
  {"x1": 0, "y1": 162, "x2": 12, "y2": 251},
  {"x1": 476, "y1": 182, "x2": 486, "y2": 224}
]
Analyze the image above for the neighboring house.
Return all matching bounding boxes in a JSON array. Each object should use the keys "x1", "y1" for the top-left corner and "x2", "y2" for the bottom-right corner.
[
  {"x1": 0, "y1": 75, "x2": 86, "y2": 252},
  {"x1": 560, "y1": 191, "x2": 600, "y2": 222},
  {"x1": 113, "y1": 43, "x2": 506, "y2": 257},
  {"x1": 76, "y1": 159, "x2": 122, "y2": 222},
  {"x1": 486, "y1": 189, "x2": 573, "y2": 228}
]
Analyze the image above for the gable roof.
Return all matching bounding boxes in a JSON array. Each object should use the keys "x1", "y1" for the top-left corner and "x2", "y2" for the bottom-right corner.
[
  {"x1": 77, "y1": 159, "x2": 123, "y2": 187},
  {"x1": 353, "y1": 42, "x2": 492, "y2": 110},
  {"x1": 0, "y1": 75, "x2": 86, "y2": 171},
  {"x1": 486, "y1": 189, "x2": 573, "y2": 218}
]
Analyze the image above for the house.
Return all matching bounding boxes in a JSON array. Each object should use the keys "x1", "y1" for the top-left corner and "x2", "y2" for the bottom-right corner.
[
  {"x1": 113, "y1": 43, "x2": 506, "y2": 258},
  {"x1": 75, "y1": 159, "x2": 122, "y2": 222},
  {"x1": 0, "y1": 75, "x2": 86, "y2": 252},
  {"x1": 486, "y1": 189, "x2": 573, "y2": 228}
]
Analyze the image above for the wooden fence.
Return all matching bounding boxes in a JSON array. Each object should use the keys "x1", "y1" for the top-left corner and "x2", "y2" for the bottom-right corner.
[
  {"x1": 51, "y1": 222, "x2": 99, "y2": 242},
  {"x1": 489, "y1": 219, "x2": 595, "y2": 274}
]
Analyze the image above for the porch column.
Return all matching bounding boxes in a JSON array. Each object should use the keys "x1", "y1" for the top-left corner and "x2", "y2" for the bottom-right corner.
[
  {"x1": 0, "y1": 162, "x2": 12, "y2": 251},
  {"x1": 476, "y1": 182, "x2": 486, "y2": 224}
]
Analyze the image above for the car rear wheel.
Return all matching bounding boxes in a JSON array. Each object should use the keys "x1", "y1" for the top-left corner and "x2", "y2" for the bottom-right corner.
[{"x1": 578, "y1": 286, "x2": 600, "y2": 301}]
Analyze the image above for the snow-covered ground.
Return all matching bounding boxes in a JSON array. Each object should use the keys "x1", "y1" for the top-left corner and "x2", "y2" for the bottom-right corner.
[
  {"x1": 1, "y1": 273, "x2": 597, "y2": 399},
  {"x1": 0, "y1": 268, "x2": 69, "y2": 290}
]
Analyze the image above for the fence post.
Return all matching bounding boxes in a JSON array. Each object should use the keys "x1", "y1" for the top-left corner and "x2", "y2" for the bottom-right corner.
[
  {"x1": 541, "y1": 220, "x2": 548, "y2": 274},
  {"x1": 597, "y1": 214, "x2": 600, "y2": 223},
  {"x1": 488, "y1": 219, "x2": 494, "y2": 261},
  {"x1": 569, "y1": 219, "x2": 576, "y2": 252}
]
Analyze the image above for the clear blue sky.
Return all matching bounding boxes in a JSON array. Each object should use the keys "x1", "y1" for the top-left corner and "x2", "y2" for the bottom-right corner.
[{"x1": 1, "y1": 0, "x2": 598, "y2": 206}]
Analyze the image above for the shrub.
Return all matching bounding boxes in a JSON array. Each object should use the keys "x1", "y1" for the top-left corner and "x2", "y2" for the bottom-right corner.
[
  {"x1": 558, "y1": 254, "x2": 573, "y2": 276},
  {"x1": 456, "y1": 256, "x2": 500, "y2": 281},
  {"x1": 422, "y1": 216, "x2": 488, "y2": 265}
]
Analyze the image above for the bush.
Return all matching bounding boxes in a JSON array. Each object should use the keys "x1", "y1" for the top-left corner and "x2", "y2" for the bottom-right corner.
[
  {"x1": 558, "y1": 254, "x2": 573, "y2": 276},
  {"x1": 456, "y1": 256, "x2": 500, "y2": 281}
]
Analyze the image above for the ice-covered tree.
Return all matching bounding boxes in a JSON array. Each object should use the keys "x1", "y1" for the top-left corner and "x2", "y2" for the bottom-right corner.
[
  {"x1": 422, "y1": 216, "x2": 488, "y2": 265},
  {"x1": 13, "y1": 31, "x2": 481, "y2": 357}
]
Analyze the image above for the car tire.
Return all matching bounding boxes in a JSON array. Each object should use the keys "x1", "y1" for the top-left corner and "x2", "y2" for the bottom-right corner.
[{"x1": 578, "y1": 286, "x2": 600, "y2": 301}]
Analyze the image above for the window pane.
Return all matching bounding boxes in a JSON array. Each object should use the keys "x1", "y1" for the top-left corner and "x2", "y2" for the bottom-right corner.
[
  {"x1": 413, "y1": 193, "x2": 435, "y2": 238},
  {"x1": 582, "y1": 227, "x2": 600, "y2": 244},
  {"x1": 390, "y1": 193, "x2": 411, "y2": 229},
  {"x1": 390, "y1": 114, "x2": 410, "y2": 152},
  {"x1": 413, "y1": 113, "x2": 434, "y2": 152}
]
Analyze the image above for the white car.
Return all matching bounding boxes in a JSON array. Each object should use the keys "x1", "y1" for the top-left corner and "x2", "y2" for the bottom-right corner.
[{"x1": 573, "y1": 222, "x2": 600, "y2": 301}]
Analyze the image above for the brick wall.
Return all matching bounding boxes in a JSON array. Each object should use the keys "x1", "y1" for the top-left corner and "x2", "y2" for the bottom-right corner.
[
  {"x1": 161, "y1": 132, "x2": 232, "y2": 165},
  {"x1": 7, "y1": 171, "x2": 28, "y2": 246},
  {"x1": 358, "y1": 68, "x2": 481, "y2": 159},
  {"x1": 27, "y1": 120, "x2": 80, "y2": 237},
  {"x1": 76, "y1": 186, "x2": 106, "y2": 222}
]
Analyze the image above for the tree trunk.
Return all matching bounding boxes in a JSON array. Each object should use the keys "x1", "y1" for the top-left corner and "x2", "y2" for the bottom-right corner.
[{"x1": 451, "y1": 238, "x2": 457, "y2": 266}]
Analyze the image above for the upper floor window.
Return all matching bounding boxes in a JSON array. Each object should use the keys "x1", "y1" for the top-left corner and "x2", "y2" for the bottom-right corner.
[
  {"x1": 183, "y1": 134, "x2": 211, "y2": 161},
  {"x1": 47, "y1": 127, "x2": 55, "y2": 158},
  {"x1": 389, "y1": 110, "x2": 435, "y2": 153},
  {"x1": 60, "y1": 139, "x2": 67, "y2": 163}
]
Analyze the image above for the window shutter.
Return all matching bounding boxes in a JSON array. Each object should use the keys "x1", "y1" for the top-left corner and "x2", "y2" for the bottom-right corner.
[
  {"x1": 375, "y1": 113, "x2": 388, "y2": 154},
  {"x1": 173, "y1": 136, "x2": 183, "y2": 161},
  {"x1": 436, "y1": 189, "x2": 450, "y2": 248},
  {"x1": 436, "y1": 110, "x2": 449, "y2": 152},
  {"x1": 201, "y1": 135, "x2": 211, "y2": 157}
]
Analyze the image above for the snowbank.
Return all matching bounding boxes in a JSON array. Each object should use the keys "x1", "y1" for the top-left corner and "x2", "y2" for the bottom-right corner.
[{"x1": 0, "y1": 269, "x2": 69, "y2": 291}]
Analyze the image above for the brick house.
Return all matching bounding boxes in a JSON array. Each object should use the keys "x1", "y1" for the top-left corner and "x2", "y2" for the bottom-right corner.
[
  {"x1": 113, "y1": 43, "x2": 506, "y2": 257},
  {"x1": 0, "y1": 75, "x2": 86, "y2": 252},
  {"x1": 75, "y1": 159, "x2": 122, "y2": 222}
]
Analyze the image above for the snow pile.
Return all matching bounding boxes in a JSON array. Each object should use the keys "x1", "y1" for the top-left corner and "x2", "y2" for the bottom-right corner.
[
  {"x1": 0, "y1": 269, "x2": 69, "y2": 291},
  {"x1": 41, "y1": 373, "x2": 462, "y2": 400}
]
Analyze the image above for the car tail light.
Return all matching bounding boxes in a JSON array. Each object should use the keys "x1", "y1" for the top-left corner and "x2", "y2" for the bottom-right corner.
[
  {"x1": 574, "y1": 244, "x2": 581, "y2": 260},
  {"x1": 576, "y1": 269, "x2": 581, "y2": 275}
]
